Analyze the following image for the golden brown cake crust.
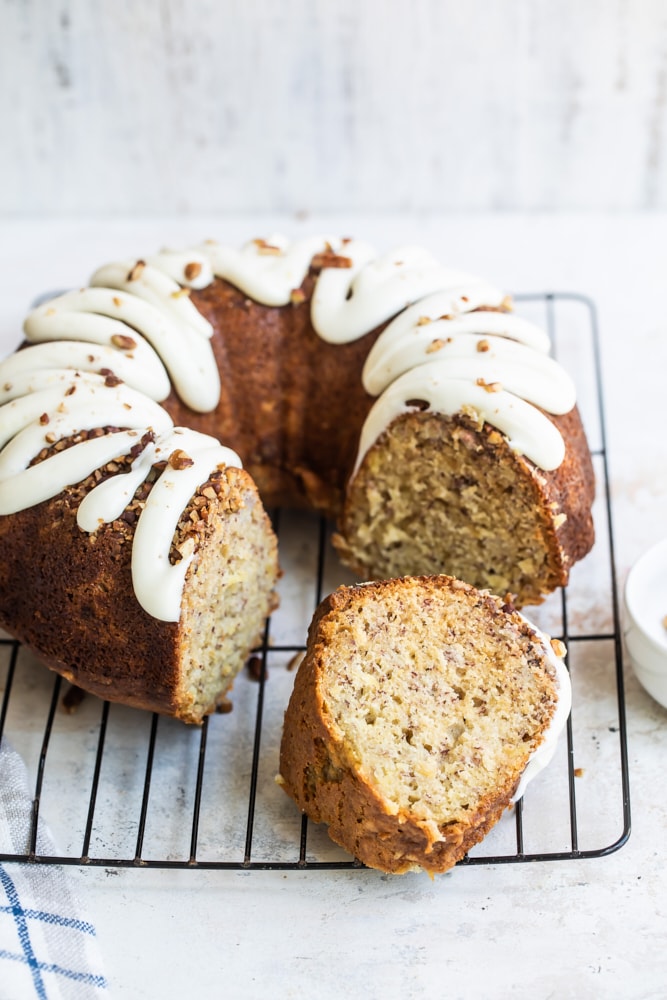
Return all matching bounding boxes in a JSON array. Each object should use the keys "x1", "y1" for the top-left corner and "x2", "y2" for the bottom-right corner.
[{"x1": 279, "y1": 576, "x2": 560, "y2": 874}]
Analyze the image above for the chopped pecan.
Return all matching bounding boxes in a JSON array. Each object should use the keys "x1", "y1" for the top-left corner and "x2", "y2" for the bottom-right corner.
[
  {"x1": 127, "y1": 260, "x2": 146, "y2": 281},
  {"x1": 184, "y1": 261, "x2": 202, "y2": 281},
  {"x1": 310, "y1": 251, "x2": 353, "y2": 271},
  {"x1": 253, "y1": 238, "x2": 282, "y2": 255},
  {"x1": 168, "y1": 449, "x2": 195, "y2": 470},
  {"x1": 476, "y1": 378, "x2": 502, "y2": 393},
  {"x1": 550, "y1": 638, "x2": 567, "y2": 659},
  {"x1": 100, "y1": 369, "x2": 123, "y2": 387},
  {"x1": 111, "y1": 333, "x2": 137, "y2": 350}
]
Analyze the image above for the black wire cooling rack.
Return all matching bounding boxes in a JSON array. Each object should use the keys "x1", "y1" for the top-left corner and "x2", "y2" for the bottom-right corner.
[{"x1": 0, "y1": 292, "x2": 631, "y2": 871}]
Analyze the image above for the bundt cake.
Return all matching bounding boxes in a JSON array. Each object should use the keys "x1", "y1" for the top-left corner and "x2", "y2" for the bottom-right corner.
[
  {"x1": 0, "y1": 235, "x2": 593, "y2": 719},
  {"x1": 278, "y1": 575, "x2": 571, "y2": 875}
]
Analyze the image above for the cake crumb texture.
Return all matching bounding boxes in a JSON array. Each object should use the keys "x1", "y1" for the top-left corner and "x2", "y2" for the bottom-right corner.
[
  {"x1": 279, "y1": 575, "x2": 559, "y2": 874},
  {"x1": 335, "y1": 408, "x2": 595, "y2": 607}
]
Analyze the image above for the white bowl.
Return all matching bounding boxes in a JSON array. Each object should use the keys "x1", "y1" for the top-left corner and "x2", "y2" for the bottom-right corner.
[{"x1": 624, "y1": 537, "x2": 667, "y2": 709}]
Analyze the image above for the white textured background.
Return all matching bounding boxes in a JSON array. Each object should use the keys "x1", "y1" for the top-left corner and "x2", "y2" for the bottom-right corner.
[{"x1": 1, "y1": 0, "x2": 667, "y2": 216}]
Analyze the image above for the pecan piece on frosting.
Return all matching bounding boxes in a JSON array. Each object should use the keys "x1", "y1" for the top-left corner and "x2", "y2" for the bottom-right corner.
[
  {"x1": 111, "y1": 333, "x2": 137, "y2": 351},
  {"x1": 168, "y1": 449, "x2": 195, "y2": 471},
  {"x1": 476, "y1": 378, "x2": 502, "y2": 393},
  {"x1": 100, "y1": 368, "x2": 123, "y2": 388},
  {"x1": 127, "y1": 260, "x2": 146, "y2": 282},
  {"x1": 310, "y1": 251, "x2": 353, "y2": 271},
  {"x1": 253, "y1": 238, "x2": 282, "y2": 256},
  {"x1": 184, "y1": 261, "x2": 202, "y2": 281}
]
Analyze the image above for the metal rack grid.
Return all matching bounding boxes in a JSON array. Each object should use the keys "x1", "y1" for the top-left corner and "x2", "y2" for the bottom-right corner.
[{"x1": 0, "y1": 291, "x2": 630, "y2": 871}]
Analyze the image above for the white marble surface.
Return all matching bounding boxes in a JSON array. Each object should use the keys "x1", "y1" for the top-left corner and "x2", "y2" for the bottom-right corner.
[
  {"x1": 1, "y1": 1, "x2": 667, "y2": 215},
  {"x1": 0, "y1": 213, "x2": 666, "y2": 999}
]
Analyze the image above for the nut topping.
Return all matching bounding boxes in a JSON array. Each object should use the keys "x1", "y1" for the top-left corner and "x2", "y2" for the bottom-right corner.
[
  {"x1": 127, "y1": 260, "x2": 146, "y2": 281},
  {"x1": 310, "y1": 251, "x2": 353, "y2": 271},
  {"x1": 550, "y1": 638, "x2": 567, "y2": 659},
  {"x1": 184, "y1": 261, "x2": 202, "y2": 281},
  {"x1": 168, "y1": 449, "x2": 194, "y2": 470},
  {"x1": 100, "y1": 369, "x2": 123, "y2": 387},
  {"x1": 111, "y1": 333, "x2": 137, "y2": 350},
  {"x1": 476, "y1": 378, "x2": 502, "y2": 393},
  {"x1": 253, "y1": 238, "x2": 282, "y2": 255}
]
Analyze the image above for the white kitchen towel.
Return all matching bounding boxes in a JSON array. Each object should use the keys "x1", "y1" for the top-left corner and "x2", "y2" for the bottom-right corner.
[{"x1": 0, "y1": 739, "x2": 108, "y2": 999}]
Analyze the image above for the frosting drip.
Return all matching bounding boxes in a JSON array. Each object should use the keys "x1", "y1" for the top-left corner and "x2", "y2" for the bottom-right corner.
[
  {"x1": 201, "y1": 235, "x2": 337, "y2": 307},
  {"x1": 511, "y1": 622, "x2": 571, "y2": 802},
  {"x1": 0, "y1": 235, "x2": 577, "y2": 621},
  {"x1": 353, "y1": 370, "x2": 566, "y2": 473},
  {"x1": 129, "y1": 428, "x2": 241, "y2": 622},
  {"x1": 192, "y1": 237, "x2": 573, "y2": 471},
  {"x1": 24, "y1": 279, "x2": 219, "y2": 412},
  {"x1": 0, "y1": 366, "x2": 241, "y2": 622},
  {"x1": 311, "y1": 244, "x2": 491, "y2": 344}
]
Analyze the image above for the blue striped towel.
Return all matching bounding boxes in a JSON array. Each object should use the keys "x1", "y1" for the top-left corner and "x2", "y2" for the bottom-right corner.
[{"x1": 0, "y1": 740, "x2": 107, "y2": 999}]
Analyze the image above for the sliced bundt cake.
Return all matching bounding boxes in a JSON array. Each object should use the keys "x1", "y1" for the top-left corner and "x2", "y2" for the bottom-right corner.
[{"x1": 0, "y1": 236, "x2": 592, "y2": 718}]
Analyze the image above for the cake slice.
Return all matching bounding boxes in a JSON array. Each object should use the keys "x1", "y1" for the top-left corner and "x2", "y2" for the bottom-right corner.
[
  {"x1": 334, "y1": 407, "x2": 595, "y2": 608},
  {"x1": 279, "y1": 575, "x2": 570, "y2": 874},
  {"x1": 0, "y1": 441, "x2": 279, "y2": 724}
]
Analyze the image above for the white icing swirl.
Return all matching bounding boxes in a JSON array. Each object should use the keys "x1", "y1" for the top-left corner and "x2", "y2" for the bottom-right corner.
[
  {"x1": 0, "y1": 339, "x2": 170, "y2": 404},
  {"x1": 364, "y1": 332, "x2": 574, "y2": 410},
  {"x1": 129, "y1": 429, "x2": 241, "y2": 621},
  {"x1": 85, "y1": 273, "x2": 219, "y2": 412},
  {"x1": 311, "y1": 244, "x2": 490, "y2": 344},
  {"x1": 201, "y1": 235, "x2": 336, "y2": 306},
  {"x1": 0, "y1": 366, "x2": 241, "y2": 622},
  {"x1": 90, "y1": 262, "x2": 213, "y2": 339},
  {"x1": 362, "y1": 295, "x2": 554, "y2": 396},
  {"x1": 144, "y1": 249, "x2": 214, "y2": 290},
  {"x1": 0, "y1": 375, "x2": 171, "y2": 466},
  {"x1": 24, "y1": 284, "x2": 218, "y2": 411},
  {"x1": 353, "y1": 368, "x2": 566, "y2": 473},
  {"x1": 188, "y1": 236, "x2": 572, "y2": 473}
]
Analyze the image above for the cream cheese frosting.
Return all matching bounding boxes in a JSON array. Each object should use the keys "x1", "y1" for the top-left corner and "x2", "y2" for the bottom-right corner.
[
  {"x1": 511, "y1": 623, "x2": 571, "y2": 802},
  {"x1": 0, "y1": 368, "x2": 239, "y2": 622},
  {"x1": 0, "y1": 235, "x2": 577, "y2": 621}
]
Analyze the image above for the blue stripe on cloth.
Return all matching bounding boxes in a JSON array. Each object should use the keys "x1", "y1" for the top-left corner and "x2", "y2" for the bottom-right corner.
[
  {"x1": 0, "y1": 865, "x2": 108, "y2": 993},
  {"x1": 0, "y1": 947, "x2": 107, "y2": 987},
  {"x1": 0, "y1": 904, "x2": 96, "y2": 936},
  {"x1": 0, "y1": 865, "x2": 48, "y2": 998}
]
